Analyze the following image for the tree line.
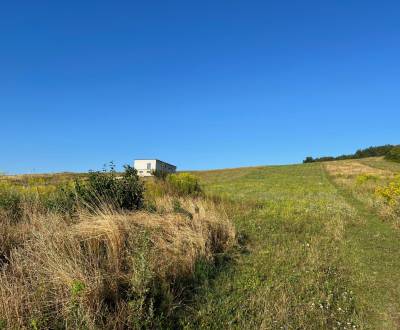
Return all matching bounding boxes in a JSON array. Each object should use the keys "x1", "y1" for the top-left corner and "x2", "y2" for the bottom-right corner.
[{"x1": 304, "y1": 144, "x2": 400, "y2": 163}]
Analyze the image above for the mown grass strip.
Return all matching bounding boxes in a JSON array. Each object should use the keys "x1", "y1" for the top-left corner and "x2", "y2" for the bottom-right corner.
[
  {"x1": 180, "y1": 164, "x2": 362, "y2": 329},
  {"x1": 325, "y1": 166, "x2": 400, "y2": 329}
]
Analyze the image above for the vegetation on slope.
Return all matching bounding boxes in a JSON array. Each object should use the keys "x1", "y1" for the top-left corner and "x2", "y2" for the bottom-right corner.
[
  {"x1": 303, "y1": 144, "x2": 397, "y2": 163},
  {"x1": 181, "y1": 159, "x2": 400, "y2": 329},
  {"x1": 325, "y1": 159, "x2": 400, "y2": 228},
  {"x1": 2, "y1": 157, "x2": 400, "y2": 329},
  {"x1": 324, "y1": 159, "x2": 400, "y2": 328},
  {"x1": 183, "y1": 164, "x2": 362, "y2": 328},
  {"x1": 385, "y1": 145, "x2": 400, "y2": 163},
  {"x1": 0, "y1": 168, "x2": 235, "y2": 329}
]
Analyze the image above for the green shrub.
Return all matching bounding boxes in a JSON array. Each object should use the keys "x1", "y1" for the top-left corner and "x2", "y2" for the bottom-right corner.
[
  {"x1": 0, "y1": 187, "x2": 23, "y2": 224},
  {"x1": 166, "y1": 173, "x2": 202, "y2": 196},
  {"x1": 75, "y1": 163, "x2": 144, "y2": 211},
  {"x1": 385, "y1": 146, "x2": 400, "y2": 163},
  {"x1": 42, "y1": 183, "x2": 77, "y2": 215},
  {"x1": 375, "y1": 174, "x2": 400, "y2": 206}
]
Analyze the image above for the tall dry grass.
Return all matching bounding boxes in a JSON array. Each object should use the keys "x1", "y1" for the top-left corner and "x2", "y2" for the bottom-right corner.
[{"x1": 0, "y1": 196, "x2": 235, "y2": 329}]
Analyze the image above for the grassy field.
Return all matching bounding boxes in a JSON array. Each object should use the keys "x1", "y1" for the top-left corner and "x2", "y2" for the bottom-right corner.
[
  {"x1": 1, "y1": 158, "x2": 400, "y2": 328},
  {"x1": 182, "y1": 159, "x2": 400, "y2": 329}
]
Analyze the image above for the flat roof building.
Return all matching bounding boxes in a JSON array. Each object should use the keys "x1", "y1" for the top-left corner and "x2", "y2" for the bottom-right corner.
[{"x1": 134, "y1": 159, "x2": 176, "y2": 177}]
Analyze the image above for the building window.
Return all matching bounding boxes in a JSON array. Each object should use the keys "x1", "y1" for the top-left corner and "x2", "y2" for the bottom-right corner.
[{"x1": 147, "y1": 163, "x2": 151, "y2": 170}]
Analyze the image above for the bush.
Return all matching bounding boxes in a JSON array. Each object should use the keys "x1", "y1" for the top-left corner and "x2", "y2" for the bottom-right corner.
[
  {"x1": 0, "y1": 188, "x2": 23, "y2": 224},
  {"x1": 303, "y1": 157, "x2": 314, "y2": 164},
  {"x1": 166, "y1": 173, "x2": 202, "y2": 196},
  {"x1": 42, "y1": 183, "x2": 77, "y2": 216},
  {"x1": 375, "y1": 175, "x2": 400, "y2": 206},
  {"x1": 75, "y1": 163, "x2": 144, "y2": 211},
  {"x1": 385, "y1": 146, "x2": 400, "y2": 163}
]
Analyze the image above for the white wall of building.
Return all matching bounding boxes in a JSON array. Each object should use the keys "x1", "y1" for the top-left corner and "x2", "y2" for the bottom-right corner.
[
  {"x1": 134, "y1": 159, "x2": 176, "y2": 177},
  {"x1": 134, "y1": 159, "x2": 157, "y2": 177}
]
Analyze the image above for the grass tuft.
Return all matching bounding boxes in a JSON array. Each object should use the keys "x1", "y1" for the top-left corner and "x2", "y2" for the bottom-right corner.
[{"x1": 0, "y1": 191, "x2": 235, "y2": 328}]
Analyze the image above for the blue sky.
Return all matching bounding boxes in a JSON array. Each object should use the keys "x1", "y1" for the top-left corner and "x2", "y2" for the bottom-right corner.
[{"x1": 1, "y1": 1, "x2": 399, "y2": 174}]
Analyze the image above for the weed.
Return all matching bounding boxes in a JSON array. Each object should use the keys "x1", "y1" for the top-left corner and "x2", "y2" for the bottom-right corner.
[
  {"x1": 356, "y1": 174, "x2": 378, "y2": 184},
  {"x1": 375, "y1": 174, "x2": 400, "y2": 206},
  {"x1": 166, "y1": 173, "x2": 202, "y2": 196}
]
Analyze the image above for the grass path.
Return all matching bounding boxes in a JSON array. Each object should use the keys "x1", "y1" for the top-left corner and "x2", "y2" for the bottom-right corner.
[
  {"x1": 182, "y1": 164, "x2": 360, "y2": 328},
  {"x1": 325, "y1": 168, "x2": 400, "y2": 329},
  {"x1": 180, "y1": 162, "x2": 400, "y2": 329}
]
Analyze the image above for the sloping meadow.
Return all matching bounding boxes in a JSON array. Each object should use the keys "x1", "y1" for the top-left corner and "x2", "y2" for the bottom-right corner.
[{"x1": 325, "y1": 158, "x2": 400, "y2": 228}]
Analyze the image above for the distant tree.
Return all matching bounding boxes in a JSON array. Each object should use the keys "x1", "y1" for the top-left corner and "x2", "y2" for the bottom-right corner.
[
  {"x1": 317, "y1": 157, "x2": 335, "y2": 162},
  {"x1": 385, "y1": 146, "x2": 400, "y2": 163},
  {"x1": 303, "y1": 157, "x2": 314, "y2": 163}
]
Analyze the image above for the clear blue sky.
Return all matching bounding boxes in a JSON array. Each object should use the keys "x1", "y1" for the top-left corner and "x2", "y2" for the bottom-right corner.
[{"x1": 1, "y1": 1, "x2": 399, "y2": 174}]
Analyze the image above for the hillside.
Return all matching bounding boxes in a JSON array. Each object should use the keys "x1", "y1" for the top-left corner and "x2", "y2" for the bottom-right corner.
[
  {"x1": 1, "y1": 157, "x2": 400, "y2": 328},
  {"x1": 181, "y1": 157, "x2": 400, "y2": 329}
]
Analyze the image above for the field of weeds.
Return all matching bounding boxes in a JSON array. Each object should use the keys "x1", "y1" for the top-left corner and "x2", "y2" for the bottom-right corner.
[
  {"x1": 0, "y1": 170, "x2": 235, "y2": 329},
  {"x1": 1, "y1": 157, "x2": 400, "y2": 329}
]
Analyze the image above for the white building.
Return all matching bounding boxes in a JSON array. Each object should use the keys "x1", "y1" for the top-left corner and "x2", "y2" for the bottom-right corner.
[{"x1": 134, "y1": 159, "x2": 177, "y2": 177}]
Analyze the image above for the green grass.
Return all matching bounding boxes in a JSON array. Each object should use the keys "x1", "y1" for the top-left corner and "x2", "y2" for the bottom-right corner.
[
  {"x1": 327, "y1": 173, "x2": 400, "y2": 328},
  {"x1": 358, "y1": 157, "x2": 400, "y2": 173},
  {"x1": 178, "y1": 160, "x2": 400, "y2": 329}
]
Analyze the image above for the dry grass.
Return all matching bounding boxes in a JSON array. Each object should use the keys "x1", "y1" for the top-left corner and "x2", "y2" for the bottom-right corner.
[
  {"x1": 0, "y1": 197, "x2": 235, "y2": 329},
  {"x1": 324, "y1": 159, "x2": 391, "y2": 178},
  {"x1": 324, "y1": 158, "x2": 400, "y2": 228}
]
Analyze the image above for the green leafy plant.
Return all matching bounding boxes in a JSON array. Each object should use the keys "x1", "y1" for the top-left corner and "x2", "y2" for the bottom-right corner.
[
  {"x1": 71, "y1": 280, "x2": 86, "y2": 297},
  {"x1": 30, "y1": 319, "x2": 39, "y2": 330},
  {"x1": 75, "y1": 163, "x2": 144, "y2": 211}
]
